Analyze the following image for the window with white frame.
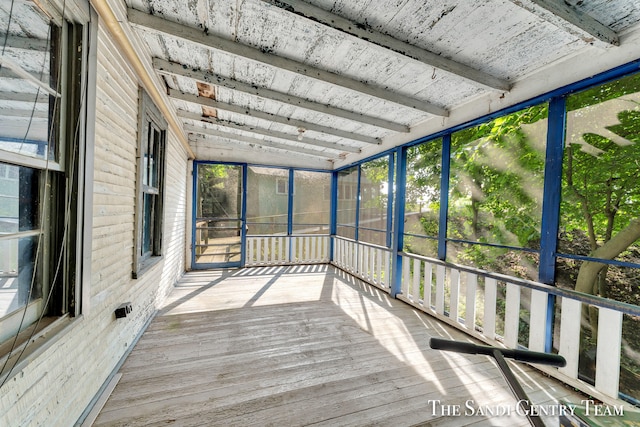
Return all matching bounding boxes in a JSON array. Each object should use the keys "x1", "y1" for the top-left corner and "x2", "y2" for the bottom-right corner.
[
  {"x1": 0, "y1": 1, "x2": 94, "y2": 351},
  {"x1": 133, "y1": 89, "x2": 167, "y2": 278}
]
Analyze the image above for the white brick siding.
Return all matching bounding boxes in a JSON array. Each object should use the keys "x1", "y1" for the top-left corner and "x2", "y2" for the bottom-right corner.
[{"x1": 0, "y1": 20, "x2": 188, "y2": 427}]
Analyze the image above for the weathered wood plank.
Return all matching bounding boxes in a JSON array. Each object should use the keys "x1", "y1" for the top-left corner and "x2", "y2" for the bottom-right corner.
[{"x1": 94, "y1": 266, "x2": 587, "y2": 427}]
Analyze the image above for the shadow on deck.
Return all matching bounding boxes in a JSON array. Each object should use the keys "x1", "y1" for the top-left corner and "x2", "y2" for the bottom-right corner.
[{"x1": 93, "y1": 265, "x2": 586, "y2": 426}]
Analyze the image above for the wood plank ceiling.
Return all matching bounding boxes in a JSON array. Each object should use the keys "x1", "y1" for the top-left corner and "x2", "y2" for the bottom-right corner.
[{"x1": 6, "y1": 1, "x2": 640, "y2": 170}]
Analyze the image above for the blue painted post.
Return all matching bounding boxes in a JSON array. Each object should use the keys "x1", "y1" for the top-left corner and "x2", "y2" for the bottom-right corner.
[
  {"x1": 391, "y1": 147, "x2": 407, "y2": 298},
  {"x1": 386, "y1": 152, "x2": 395, "y2": 248},
  {"x1": 438, "y1": 135, "x2": 452, "y2": 261},
  {"x1": 329, "y1": 171, "x2": 338, "y2": 262},
  {"x1": 287, "y1": 169, "x2": 294, "y2": 262},
  {"x1": 539, "y1": 97, "x2": 567, "y2": 352},
  {"x1": 191, "y1": 161, "x2": 199, "y2": 268},
  {"x1": 355, "y1": 166, "x2": 362, "y2": 242},
  {"x1": 240, "y1": 164, "x2": 248, "y2": 267}
]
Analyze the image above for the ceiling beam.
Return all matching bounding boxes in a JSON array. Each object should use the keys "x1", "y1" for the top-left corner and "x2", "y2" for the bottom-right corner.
[
  {"x1": 186, "y1": 126, "x2": 341, "y2": 160},
  {"x1": 178, "y1": 110, "x2": 362, "y2": 153},
  {"x1": 507, "y1": 0, "x2": 619, "y2": 46},
  {"x1": 128, "y1": 8, "x2": 449, "y2": 116},
  {"x1": 259, "y1": 0, "x2": 511, "y2": 92},
  {"x1": 167, "y1": 88, "x2": 381, "y2": 145},
  {"x1": 154, "y1": 58, "x2": 409, "y2": 133}
]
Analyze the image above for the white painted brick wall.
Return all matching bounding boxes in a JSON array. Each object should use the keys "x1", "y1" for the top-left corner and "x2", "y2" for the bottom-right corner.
[{"x1": 0, "y1": 21, "x2": 188, "y2": 427}]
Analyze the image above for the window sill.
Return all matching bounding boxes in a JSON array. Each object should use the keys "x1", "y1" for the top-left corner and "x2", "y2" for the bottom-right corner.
[
  {"x1": 0, "y1": 314, "x2": 79, "y2": 383},
  {"x1": 132, "y1": 255, "x2": 163, "y2": 279}
]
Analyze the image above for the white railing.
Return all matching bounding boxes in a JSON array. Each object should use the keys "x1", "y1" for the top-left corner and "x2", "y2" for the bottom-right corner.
[
  {"x1": 332, "y1": 236, "x2": 392, "y2": 291},
  {"x1": 245, "y1": 235, "x2": 329, "y2": 266},
  {"x1": 397, "y1": 251, "x2": 639, "y2": 404},
  {"x1": 328, "y1": 239, "x2": 638, "y2": 405}
]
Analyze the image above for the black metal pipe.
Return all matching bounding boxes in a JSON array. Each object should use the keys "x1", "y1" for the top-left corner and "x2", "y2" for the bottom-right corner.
[{"x1": 429, "y1": 338, "x2": 566, "y2": 367}]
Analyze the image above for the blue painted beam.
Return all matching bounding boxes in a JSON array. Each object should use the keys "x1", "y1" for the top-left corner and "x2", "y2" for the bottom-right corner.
[
  {"x1": 539, "y1": 97, "x2": 566, "y2": 353},
  {"x1": 438, "y1": 135, "x2": 452, "y2": 261},
  {"x1": 355, "y1": 165, "x2": 362, "y2": 242},
  {"x1": 386, "y1": 152, "x2": 395, "y2": 248},
  {"x1": 329, "y1": 171, "x2": 338, "y2": 262},
  {"x1": 391, "y1": 147, "x2": 407, "y2": 298},
  {"x1": 240, "y1": 164, "x2": 248, "y2": 267},
  {"x1": 287, "y1": 169, "x2": 294, "y2": 261}
]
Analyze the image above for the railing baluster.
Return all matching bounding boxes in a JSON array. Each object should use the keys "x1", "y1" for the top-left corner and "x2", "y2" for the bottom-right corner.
[
  {"x1": 384, "y1": 251, "x2": 390, "y2": 288},
  {"x1": 449, "y1": 269, "x2": 460, "y2": 322},
  {"x1": 256, "y1": 237, "x2": 262, "y2": 264},
  {"x1": 403, "y1": 255, "x2": 410, "y2": 297},
  {"x1": 247, "y1": 237, "x2": 254, "y2": 266},
  {"x1": 596, "y1": 307, "x2": 623, "y2": 398},
  {"x1": 504, "y1": 283, "x2": 521, "y2": 348},
  {"x1": 412, "y1": 258, "x2": 421, "y2": 304},
  {"x1": 424, "y1": 261, "x2": 432, "y2": 310},
  {"x1": 484, "y1": 277, "x2": 497, "y2": 340},
  {"x1": 311, "y1": 235, "x2": 317, "y2": 261},
  {"x1": 364, "y1": 245, "x2": 370, "y2": 280},
  {"x1": 558, "y1": 297, "x2": 581, "y2": 379},
  {"x1": 435, "y1": 265, "x2": 446, "y2": 315},
  {"x1": 376, "y1": 248, "x2": 382, "y2": 285},
  {"x1": 465, "y1": 273, "x2": 477, "y2": 331},
  {"x1": 528, "y1": 289, "x2": 548, "y2": 353},
  {"x1": 370, "y1": 247, "x2": 376, "y2": 283}
]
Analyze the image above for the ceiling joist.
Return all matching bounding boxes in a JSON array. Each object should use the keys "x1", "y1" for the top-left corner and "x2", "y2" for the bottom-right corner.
[
  {"x1": 508, "y1": 0, "x2": 619, "y2": 46},
  {"x1": 167, "y1": 88, "x2": 381, "y2": 145},
  {"x1": 259, "y1": 0, "x2": 511, "y2": 92},
  {"x1": 186, "y1": 127, "x2": 341, "y2": 160},
  {"x1": 128, "y1": 8, "x2": 449, "y2": 116},
  {"x1": 154, "y1": 58, "x2": 409, "y2": 133},
  {"x1": 178, "y1": 110, "x2": 362, "y2": 153}
]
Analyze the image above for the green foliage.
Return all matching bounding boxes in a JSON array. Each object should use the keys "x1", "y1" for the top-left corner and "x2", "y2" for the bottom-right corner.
[
  {"x1": 562, "y1": 88, "x2": 640, "y2": 253},
  {"x1": 448, "y1": 104, "x2": 548, "y2": 250}
]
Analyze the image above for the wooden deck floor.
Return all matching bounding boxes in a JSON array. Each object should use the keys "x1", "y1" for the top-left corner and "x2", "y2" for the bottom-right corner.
[{"x1": 94, "y1": 265, "x2": 586, "y2": 426}]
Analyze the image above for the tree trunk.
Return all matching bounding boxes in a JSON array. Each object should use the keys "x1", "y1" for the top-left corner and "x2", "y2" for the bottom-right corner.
[
  {"x1": 575, "y1": 216, "x2": 640, "y2": 296},
  {"x1": 575, "y1": 217, "x2": 640, "y2": 337}
]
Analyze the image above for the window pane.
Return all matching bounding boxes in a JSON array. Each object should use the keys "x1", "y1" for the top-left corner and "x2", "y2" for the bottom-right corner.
[
  {"x1": 447, "y1": 105, "x2": 548, "y2": 274},
  {"x1": 0, "y1": 3, "x2": 60, "y2": 160},
  {"x1": 142, "y1": 193, "x2": 154, "y2": 255},
  {"x1": 336, "y1": 167, "x2": 358, "y2": 237},
  {"x1": 247, "y1": 167, "x2": 288, "y2": 235},
  {"x1": 0, "y1": 235, "x2": 39, "y2": 318},
  {"x1": 358, "y1": 158, "x2": 388, "y2": 245},
  {"x1": 196, "y1": 164, "x2": 242, "y2": 219},
  {"x1": 0, "y1": 163, "x2": 39, "y2": 233},
  {"x1": 404, "y1": 139, "x2": 441, "y2": 257},
  {"x1": 293, "y1": 170, "x2": 330, "y2": 233}
]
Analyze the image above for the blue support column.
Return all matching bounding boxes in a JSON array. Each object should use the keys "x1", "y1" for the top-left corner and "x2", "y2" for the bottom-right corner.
[
  {"x1": 191, "y1": 161, "x2": 199, "y2": 268},
  {"x1": 539, "y1": 96, "x2": 567, "y2": 352},
  {"x1": 438, "y1": 134, "x2": 452, "y2": 261},
  {"x1": 386, "y1": 152, "x2": 395, "y2": 248},
  {"x1": 391, "y1": 147, "x2": 407, "y2": 298},
  {"x1": 240, "y1": 164, "x2": 248, "y2": 267},
  {"x1": 287, "y1": 169, "x2": 294, "y2": 261},
  {"x1": 329, "y1": 171, "x2": 338, "y2": 262},
  {"x1": 355, "y1": 166, "x2": 362, "y2": 242}
]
